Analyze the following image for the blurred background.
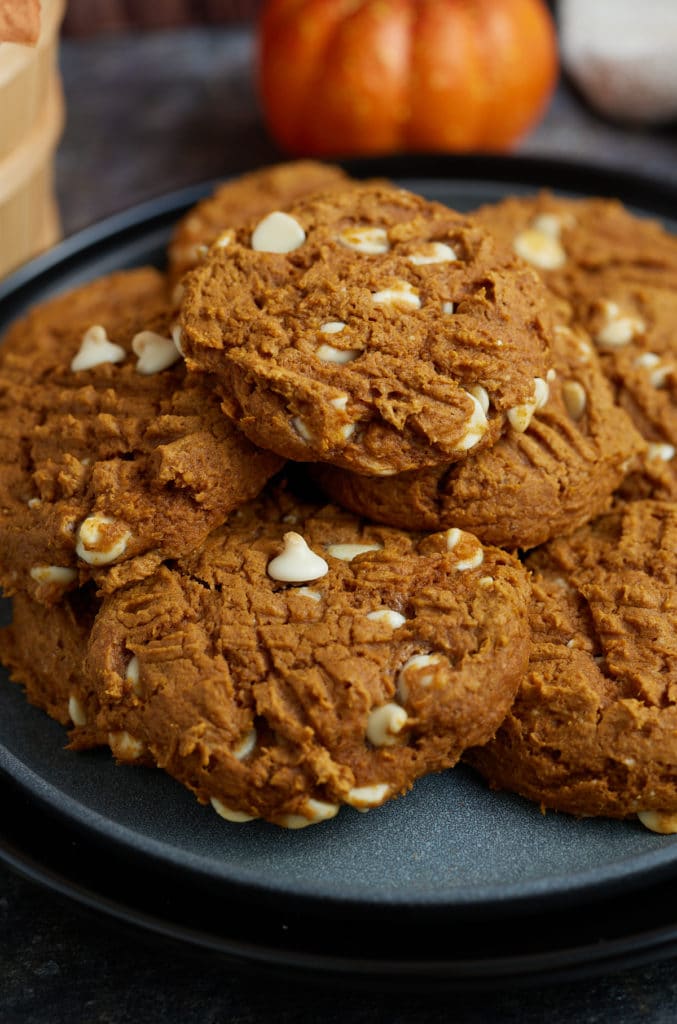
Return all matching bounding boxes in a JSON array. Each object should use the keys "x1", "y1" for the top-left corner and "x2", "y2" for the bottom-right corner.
[{"x1": 0, "y1": 0, "x2": 676, "y2": 273}]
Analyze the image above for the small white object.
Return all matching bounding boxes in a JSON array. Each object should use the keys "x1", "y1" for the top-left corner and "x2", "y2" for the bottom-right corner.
[
  {"x1": 280, "y1": 799, "x2": 339, "y2": 829},
  {"x1": 397, "y1": 653, "x2": 441, "y2": 701},
  {"x1": 108, "y1": 731, "x2": 145, "y2": 761},
  {"x1": 125, "y1": 655, "x2": 142, "y2": 697},
  {"x1": 171, "y1": 323, "x2": 184, "y2": 356},
  {"x1": 291, "y1": 416, "x2": 313, "y2": 442},
  {"x1": 251, "y1": 211, "x2": 306, "y2": 253},
  {"x1": 68, "y1": 695, "x2": 87, "y2": 727},
  {"x1": 211, "y1": 797, "x2": 257, "y2": 823},
  {"x1": 75, "y1": 514, "x2": 131, "y2": 566},
  {"x1": 346, "y1": 783, "x2": 390, "y2": 809},
  {"x1": 595, "y1": 315, "x2": 645, "y2": 348},
  {"x1": 337, "y1": 225, "x2": 389, "y2": 254},
  {"x1": 638, "y1": 809, "x2": 677, "y2": 834},
  {"x1": 267, "y1": 532, "x2": 329, "y2": 584},
  {"x1": 70, "y1": 325, "x2": 125, "y2": 373},
  {"x1": 507, "y1": 401, "x2": 537, "y2": 433},
  {"x1": 366, "y1": 703, "x2": 408, "y2": 747},
  {"x1": 132, "y1": 330, "x2": 181, "y2": 374},
  {"x1": 29, "y1": 565, "x2": 77, "y2": 586},
  {"x1": 533, "y1": 377, "x2": 550, "y2": 410},
  {"x1": 320, "y1": 321, "x2": 347, "y2": 334},
  {"x1": 233, "y1": 729, "x2": 257, "y2": 760},
  {"x1": 325, "y1": 542, "x2": 382, "y2": 561},
  {"x1": 442, "y1": 301, "x2": 455, "y2": 314},
  {"x1": 407, "y1": 242, "x2": 457, "y2": 265},
  {"x1": 316, "y1": 344, "x2": 360, "y2": 364},
  {"x1": 366, "y1": 609, "x2": 406, "y2": 629},
  {"x1": 514, "y1": 227, "x2": 566, "y2": 270},
  {"x1": 454, "y1": 392, "x2": 488, "y2": 452},
  {"x1": 297, "y1": 587, "x2": 322, "y2": 602},
  {"x1": 647, "y1": 442, "x2": 675, "y2": 462},
  {"x1": 468, "y1": 384, "x2": 490, "y2": 416},
  {"x1": 372, "y1": 281, "x2": 421, "y2": 309},
  {"x1": 562, "y1": 380, "x2": 587, "y2": 420}
]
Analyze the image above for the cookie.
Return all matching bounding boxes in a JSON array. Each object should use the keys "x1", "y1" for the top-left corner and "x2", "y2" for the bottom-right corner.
[
  {"x1": 0, "y1": 588, "x2": 104, "y2": 750},
  {"x1": 310, "y1": 318, "x2": 645, "y2": 550},
  {"x1": 473, "y1": 193, "x2": 677, "y2": 500},
  {"x1": 472, "y1": 191, "x2": 677, "y2": 296},
  {"x1": 0, "y1": 268, "x2": 283, "y2": 602},
  {"x1": 85, "y1": 483, "x2": 531, "y2": 828},
  {"x1": 168, "y1": 159, "x2": 352, "y2": 288},
  {"x1": 465, "y1": 500, "x2": 677, "y2": 828},
  {"x1": 177, "y1": 182, "x2": 554, "y2": 476}
]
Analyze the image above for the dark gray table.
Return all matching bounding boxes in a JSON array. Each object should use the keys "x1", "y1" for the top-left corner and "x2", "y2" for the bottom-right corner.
[{"x1": 2, "y1": 24, "x2": 677, "y2": 1023}]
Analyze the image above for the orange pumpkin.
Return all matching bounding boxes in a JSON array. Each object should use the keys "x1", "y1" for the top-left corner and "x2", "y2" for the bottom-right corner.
[{"x1": 257, "y1": 0, "x2": 559, "y2": 157}]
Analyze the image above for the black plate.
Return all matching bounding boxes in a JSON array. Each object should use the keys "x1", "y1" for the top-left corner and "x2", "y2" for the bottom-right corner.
[{"x1": 2, "y1": 155, "x2": 677, "y2": 988}]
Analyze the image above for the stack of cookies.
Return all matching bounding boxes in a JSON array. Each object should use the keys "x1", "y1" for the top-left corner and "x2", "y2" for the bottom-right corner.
[{"x1": 0, "y1": 160, "x2": 675, "y2": 833}]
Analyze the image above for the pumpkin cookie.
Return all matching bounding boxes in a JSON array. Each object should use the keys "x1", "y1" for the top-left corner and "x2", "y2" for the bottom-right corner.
[
  {"x1": 472, "y1": 191, "x2": 677, "y2": 296},
  {"x1": 465, "y1": 500, "x2": 677, "y2": 829},
  {"x1": 310, "y1": 319, "x2": 645, "y2": 549},
  {"x1": 0, "y1": 268, "x2": 283, "y2": 602},
  {"x1": 177, "y1": 182, "x2": 554, "y2": 476},
  {"x1": 168, "y1": 159, "x2": 352, "y2": 288},
  {"x1": 0, "y1": 588, "x2": 104, "y2": 750},
  {"x1": 85, "y1": 483, "x2": 531, "y2": 829},
  {"x1": 473, "y1": 193, "x2": 677, "y2": 499}
]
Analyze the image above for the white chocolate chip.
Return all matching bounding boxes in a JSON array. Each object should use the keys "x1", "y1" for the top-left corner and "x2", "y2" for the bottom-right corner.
[
  {"x1": 372, "y1": 281, "x2": 421, "y2": 309},
  {"x1": 297, "y1": 587, "x2": 322, "y2": 602},
  {"x1": 347, "y1": 783, "x2": 390, "y2": 809},
  {"x1": 267, "y1": 532, "x2": 329, "y2": 584},
  {"x1": 397, "y1": 653, "x2": 441, "y2": 701},
  {"x1": 468, "y1": 384, "x2": 490, "y2": 416},
  {"x1": 132, "y1": 330, "x2": 181, "y2": 375},
  {"x1": 514, "y1": 227, "x2": 566, "y2": 270},
  {"x1": 340, "y1": 422, "x2": 357, "y2": 441},
  {"x1": 454, "y1": 547, "x2": 484, "y2": 572},
  {"x1": 647, "y1": 442, "x2": 675, "y2": 462},
  {"x1": 366, "y1": 609, "x2": 406, "y2": 629},
  {"x1": 108, "y1": 731, "x2": 145, "y2": 761},
  {"x1": 595, "y1": 305, "x2": 645, "y2": 348},
  {"x1": 638, "y1": 810, "x2": 677, "y2": 835},
  {"x1": 634, "y1": 352, "x2": 661, "y2": 369},
  {"x1": 325, "y1": 542, "x2": 382, "y2": 561},
  {"x1": 171, "y1": 282, "x2": 185, "y2": 308},
  {"x1": 233, "y1": 729, "x2": 257, "y2": 760},
  {"x1": 75, "y1": 514, "x2": 132, "y2": 566},
  {"x1": 407, "y1": 242, "x2": 457, "y2": 265},
  {"x1": 330, "y1": 394, "x2": 348, "y2": 411},
  {"x1": 442, "y1": 301, "x2": 455, "y2": 314},
  {"x1": 171, "y1": 323, "x2": 184, "y2": 356},
  {"x1": 479, "y1": 575, "x2": 494, "y2": 587},
  {"x1": 366, "y1": 703, "x2": 408, "y2": 747},
  {"x1": 70, "y1": 325, "x2": 125, "y2": 373},
  {"x1": 315, "y1": 344, "x2": 360, "y2": 364},
  {"x1": 211, "y1": 797, "x2": 257, "y2": 823},
  {"x1": 215, "y1": 230, "x2": 233, "y2": 248},
  {"x1": 251, "y1": 211, "x2": 305, "y2": 253},
  {"x1": 280, "y1": 799, "x2": 339, "y2": 829},
  {"x1": 454, "y1": 392, "x2": 488, "y2": 452},
  {"x1": 533, "y1": 377, "x2": 550, "y2": 410},
  {"x1": 29, "y1": 565, "x2": 77, "y2": 586},
  {"x1": 634, "y1": 352, "x2": 673, "y2": 387},
  {"x1": 27, "y1": 498, "x2": 41, "y2": 509},
  {"x1": 291, "y1": 416, "x2": 313, "y2": 442},
  {"x1": 507, "y1": 401, "x2": 537, "y2": 433},
  {"x1": 546, "y1": 368, "x2": 557, "y2": 382},
  {"x1": 445, "y1": 528, "x2": 462, "y2": 550},
  {"x1": 337, "y1": 225, "x2": 389, "y2": 254},
  {"x1": 68, "y1": 695, "x2": 87, "y2": 727},
  {"x1": 125, "y1": 655, "x2": 142, "y2": 697},
  {"x1": 320, "y1": 321, "x2": 346, "y2": 334},
  {"x1": 531, "y1": 213, "x2": 564, "y2": 238},
  {"x1": 562, "y1": 379, "x2": 587, "y2": 420}
]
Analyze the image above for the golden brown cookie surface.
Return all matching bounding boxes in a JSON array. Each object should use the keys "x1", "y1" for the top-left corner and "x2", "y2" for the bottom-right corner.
[
  {"x1": 473, "y1": 192, "x2": 677, "y2": 499},
  {"x1": 465, "y1": 500, "x2": 677, "y2": 824},
  {"x1": 86, "y1": 483, "x2": 531, "y2": 828},
  {"x1": 168, "y1": 159, "x2": 352, "y2": 287},
  {"x1": 310, "y1": 319, "x2": 645, "y2": 549},
  {"x1": 0, "y1": 268, "x2": 283, "y2": 602},
  {"x1": 0, "y1": 588, "x2": 104, "y2": 750},
  {"x1": 178, "y1": 183, "x2": 554, "y2": 476}
]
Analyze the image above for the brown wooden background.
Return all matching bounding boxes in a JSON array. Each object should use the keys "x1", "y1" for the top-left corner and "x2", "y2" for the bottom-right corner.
[{"x1": 62, "y1": 0, "x2": 262, "y2": 35}]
